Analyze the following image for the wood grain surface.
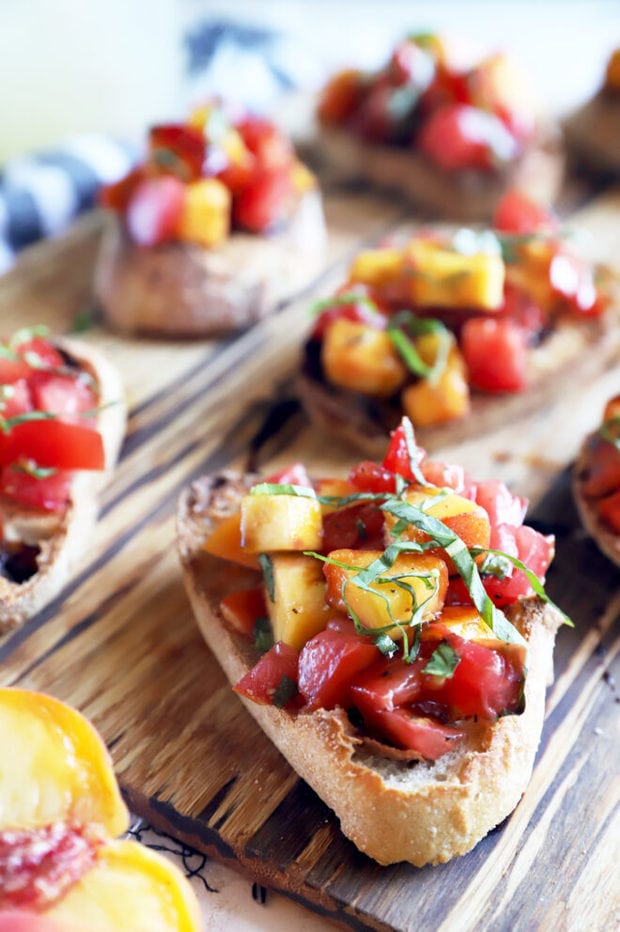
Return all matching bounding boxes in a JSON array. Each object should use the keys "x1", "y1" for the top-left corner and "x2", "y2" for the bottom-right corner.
[{"x1": 0, "y1": 187, "x2": 619, "y2": 931}]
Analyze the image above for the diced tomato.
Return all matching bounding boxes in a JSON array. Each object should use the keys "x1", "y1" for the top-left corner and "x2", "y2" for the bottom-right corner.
[
  {"x1": 0, "y1": 379, "x2": 33, "y2": 419},
  {"x1": 0, "y1": 467, "x2": 73, "y2": 512},
  {"x1": 421, "y1": 459, "x2": 477, "y2": 499},
  {"x1": 350, "y1": 656, "x2": 423, "y2": 712},
  {"x1": 418, "y1": 103, "x2": 519, "y2": 171},
  {"x1": 579, "y1": 436, "x2": 620, "y2": 498},
  {"x1": 234, "y1": 642, "x2": 299, "y2": 707},
  {"x1": 498, "y1": 283, "x2": 546, "y2": 339},
  {"x1": 322, "y1": 501, "x2": 385, "y2": 552},
  {"x1": 419, "y1": 62, "x2": 472, "y2": 114},
  {"x1": 298, "y1": 624, "x2": 379, "y2": 711},
  {"x1": 219, "y1": 587, "x2": 267, "y2": 637},
  {"x1": 381, "y1": 420, "x2": 427, "y2": 481},
  {"x1": 475, "y1": 479, "x2": 528, "y2": 529},
  {"x1": 0, "y1": 910, "x2": 64, "y2": 932},
  {"x1": 99, "y1": 166, "x2": 146, "y2": 212},
  {"x1": 0, "y1": 338, "x2": 63, "y2": 384},
  {"x1": 235, "y1": 116, "x2": 293, "y2": 170},
  {"x1": 348, "y1": 460, "x2": 396, "y2": 494},
  {"x1": 148, "y1": 124, "x2": 206, "y2": 181},
  {"x1": 482, "y1": 524, "x2": 554, "y2": 605},
  {"x1": 125, "y1": 176, "x2": 186, "y2": 247},
  {"x1": 598, "y1": 489, "x2": 620, "y2": 534},
  {"x1": 360, "y1": 706, "x2": 464, "y2": 759},
  {"x1": 0, "y1": 420, "x2": 105, "y2": 471},
  {"x1": 30, "y1": 373, "x2": 97, "y2": 425},
  {"x1": 445, "y1": 576, "x2": 474, "y2": 606},
  {"x1": 493, "y1": 189, "x2": 557, "y2": 235},
  {"x1": 461, "y1": 317, "x2": 528, "y2": 392},
  {"x1": 311, "y1": 286, "x2": 385, "y2": 340},
  {"x1": 233, "y1": 166, "x2": 291, "y2": 233},
  {"x1": 353, "y1": 81, "x2": 406, "y2": 142},
  {"x1": 549, "y1": 251, "x2": 601, "y2": 316},
  {"x1": 263, "y1": 462, "x2": 312, "y2": 488},
  {"x1": 422, "y1": 627, "x2": 525, "y2": 719}
]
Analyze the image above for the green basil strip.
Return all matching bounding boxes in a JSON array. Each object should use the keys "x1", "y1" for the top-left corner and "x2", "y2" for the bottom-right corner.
[
  {"x1": 11, "y1": 462, "x2": 58, "y2": 479},
  {"x1": 0, "y1": 410, "x2": 58, "y2": 434},
  {"x1": 387, "y1": 313, "x2": 452, "y2": 382},
  {"x1": 422, "y1": 641, "x2": 461, "y2": 678},
  {"x1": 251, "y1": 482, "x2": 316, "y2": 498},
  {"x1": 9, "y1": 325, "x2": 49, "y2": 350},
  {"x1": 272, "y1": 674, "x2": 298, "y2": 708},
  {"x1": 402, "y1": 415, "x2": 430, "y2": 486},
  {"x1": 382, "y1": 499, "x2": 526, "y2": 647},
  {"x1": 253, "y1": 616, "x2": 274, "y2": 654},
  {"x1": 258, "y1": 553, "x2": 275, "y2": 602},
  {"x1": 309, "y1": 290, "x2": 379, "y2": 317},
  {"x1": 472, "y1": 546, "x2": 573, "y2": 627},
  {"x1": 317, "y1": 491, "x2": 390, "y2": 508}
]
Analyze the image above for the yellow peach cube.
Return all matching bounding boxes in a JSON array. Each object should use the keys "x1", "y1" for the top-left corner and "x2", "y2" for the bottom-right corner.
[
  {"x1": 407, "y1": 239, "x2": 505, "y2": 311},
  {"x1": 240, "y1": 492, "x2": 323, "y2": 552},
  {"x1": 322, "y1": 318, "x2": 407, "y2": 397},
  {"x1": 267, "y1": 553, "x2": 329, "y2": 648},
  {"x1": 177, "y1": 178, "x2": 231, "y2": 248}
]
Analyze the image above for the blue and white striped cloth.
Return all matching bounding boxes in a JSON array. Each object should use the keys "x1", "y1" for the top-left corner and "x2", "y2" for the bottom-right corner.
[{"x1": 0, "y1": 135, "x2": 138, "y2": 273}]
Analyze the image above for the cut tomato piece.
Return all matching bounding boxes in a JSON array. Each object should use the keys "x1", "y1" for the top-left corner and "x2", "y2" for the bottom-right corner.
[
  {"x1": 381, "y1": 421, "x2": 427, "y2": 481},
  {"x1": 234, "y1": 642, "x2": 299, "y2": 707},
  {"x1": 598, "y1": 489, "x2": 620, "y2": 534},
  {"x1": 0, "y1": 420, "x2": 105, "y2": 471},
  {"x1": 322, "y1": 501, "x2": 385, "y2": 552},
  {"x1": 461, "y1": 317, "x2": 528, "y2": 392},
  {"x1": 493, "y1": 189, "x2": 556, "y2": 235},
  {"x1": 298, "y1": 624, "x2": 379, "y2": 711},
  {"x1": 349, "y1": 459, "x2": 397, "y2": 494},
  {"x1": 311, "y1": 287, "x2": 385, "y2": 340},
  {"x1": 30, "y1": 373, "x2": 97, "y2": 426},
  {"x1": 233, "y1": 166, "x2": 292, "y2": 233},
  {"x1": 0, "y1": 379, "x2": 33, "y2": 419},
  {"x1": 148, "y1": 124, "x2": 206, "y2": 181},
  {"x1": 482, "y1": 524, "x2": 554, "y2": 606},
  {"x1": 578, "y1": 436, "x2": 620, "y2": 498},
  {"x1": 474, "y1": 479, "x2": 528, "y2": 529},
  {"x1": 418, "y1": 103, "x2": 518, "y2": 171},
  {"x1": 125, "y1": 176, "x2": 186, "y2": 247},
  {"x1": 421, "y1": 459, "x2": 477, "y2": 498},
  {"x1": 263, "y1": 463, "x2": 312, "y2": 488},
  {"x1": 0, "y1": 339, "x2": 63, "y2": 384},
  {"x1": 0, "y1": 467, "x2": 73, "y2": 512},
  {"x1": 235, "y1": 116, "x2": 293, "y2": 170},
  {"x1": 361, "y1": 706, "x2": 464, "y2": 760},
  {"x1": 350, "y1": 656, "x2": 424, "y2": 712}
]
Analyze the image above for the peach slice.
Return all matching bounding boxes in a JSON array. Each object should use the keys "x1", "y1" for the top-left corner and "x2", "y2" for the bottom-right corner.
[
  {"x1": 46, "y1": 840, "x2": 202, "y2": 932},
  {"x1": 0, "y1": 688, "x2": 128, "y2": 838}
]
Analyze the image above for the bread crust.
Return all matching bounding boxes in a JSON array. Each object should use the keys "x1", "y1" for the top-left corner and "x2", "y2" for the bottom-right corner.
[
  {"x1": 299, "y1": 310, "x2": 620, "y2": 457},
  {"x1": 573, "y1": 434, "x2": 620, "y2": 566},
  {"x1": 94, "y1": 190, "x2": 326, "y2": 337},
  {"x1": 564, "y1": 91, "x2": 620, "y2": 175},
  {"x1": 316, "y1": 123, "x2": 563, "y2": 221},
  {"x1": 0, "y1": 338, "x2": 126, "y2": 633},
  {"x1": 176, "y1": 472, "x2": 563, "y2": 866}
]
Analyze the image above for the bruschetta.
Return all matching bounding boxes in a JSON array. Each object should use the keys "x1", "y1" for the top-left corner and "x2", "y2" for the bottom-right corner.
[
  {"x1": 177, "y1": 418, "x2": 565, "y2": 866},
  {"x1": 0, "y1": 686, "x2": 201, "y2": 929},
  {"x1": 315, "y1": 35, "x2": 563, "y2": 220},
  {"x1": 564, "y1": 49, "x2": 620, "y2": 176},
  {"x1": 0, "y1": 329, "x2": 126, "y2": 633},
  {"x1": 298, "y1": 190, "x2": 618, "y2": 456},
  {"x1": 573, "y1": 393, "x2": 620, "y2": 565},
  {"x1": 95, "y1": 101, "x2": 326, "y2": 336}
]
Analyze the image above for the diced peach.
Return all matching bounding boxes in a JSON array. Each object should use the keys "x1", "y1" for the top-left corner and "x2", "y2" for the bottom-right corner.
[
  {"x1": 290, "y1": 160, "x2": 317, "y2": 194},
  {"x1": 317, "y1": 68, "x2": 364, "y2": 124},
  {"x1": 177, "y1": 178, "x2": 231, "y2": 248},
  {"x1": 45, "y1": 840, "x2": 201, "y2": 932},
  {"x1": 0, "y1": 688, "x2": 128, "y2": 838},
  {"x1": 322, "y1": 318, "x2": 407, "y2": 396},
  {"x1": 406, "y1": 239, "x2": 505, "y2": 311},
  {"x1": 437, "y1": 605, "x2": 492, "y2": 640},
  {"x1": 605, "y1": 49, "x2": 620, "y2": 93},
  {"x1": 401, "y1": 346, "x2": 470, "y2": 427},
  {"x1": 324, "y1": 549, "x2": 448, "y2": 639},
  {"x1": 384, "y1": 487, "x2": 491, "y2": 572},
  {"x1": 203, "y1": 511, "x2": 260, "y2": 570},
  {"x1": 220, "y1": 586, "x2": 267, "y2": 636},
  {"x1": 348, "y1": 247, "x2": 406, "y2": 289},
  {"x1": 603, "y1": 394, "x2": 620, "y2": 423},
  {"x1": 240, "y1": 492, "x2": 323, "y2": 552},
  {"x1": 267, "y1": 553, "x2": 329, "y2": 649},
  {"x1": 314, "y1": 477, "x2": 356, "y2": 514}
]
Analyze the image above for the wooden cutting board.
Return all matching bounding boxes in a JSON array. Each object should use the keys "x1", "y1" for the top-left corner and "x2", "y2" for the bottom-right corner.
[{"x1": 0, "y1": 188, "x2": 619, "y2": 932}]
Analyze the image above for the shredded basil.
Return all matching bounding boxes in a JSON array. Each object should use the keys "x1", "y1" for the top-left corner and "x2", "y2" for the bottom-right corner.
[
  {"x1": 9, "y1": 326, "x2": 49, "y2": 350},
  {"x1": 374, "y1": 632, "x2": 399, "y2": 657},
  {"x1": 387, "y1": 312, "x2": 452, "y2": 382},
  {"x1": 71, "y1": 307, "x2": 96, "y2": 333},
  {"x1": 600, "y1": 415, "x2": 620, "y2": 451},
  {"x1": 253, "y1": 616, "x2": 274, "y2": 654},
  {"x1": 401, "y1": 416, "x2": 429, "y2": 487},
  {"x1": 422, "y1": 642, "x2": 461, "y2": 678},
  {"x1": 309, "y1": 290, "x2": 379, "y2": 318},
  {"x1": 11, "y1": 461, "x2": 58, "y2": 479},
  {"x1": 258, "y1": 553, "x2": 275, "y2": 603},
  {"x1": 472, "y1": 546, "x2": 572, "y2": 627},
  {"x1": 272, "y1": 674, "x2": 298, "y2": 708}
]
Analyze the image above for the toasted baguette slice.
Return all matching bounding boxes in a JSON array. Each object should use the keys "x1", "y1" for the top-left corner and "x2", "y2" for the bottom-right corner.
[
  {"x1": 316, "y1": 123, "x2": 563, "y2": 221},
  {"x1": 299, "y1": 310, "x2": 620, "y2": 457},
  {"x1": 177, "y1": 472, "x2": 563, "y2": 867},
  {"x1": 94, "y1": 189, "x2": 326, "y2": 337},
  {"x1": 0, "y1": 338, "x2": 126, "y2": 633},
  {"x1": 564, "y1": 92, "x2": 620, "y2": 175},
  {"x1": 573, "y1": 433, "x2": 620, "y2": 566}
]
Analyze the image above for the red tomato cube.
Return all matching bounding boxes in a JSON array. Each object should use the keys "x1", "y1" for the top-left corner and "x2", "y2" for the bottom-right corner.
[
  {"x1": 125, "y1": 176, "x2": 186, "y2": 247},
  {"x1": 461, "y1": 317, "x2": 528, "y2": 392}
]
